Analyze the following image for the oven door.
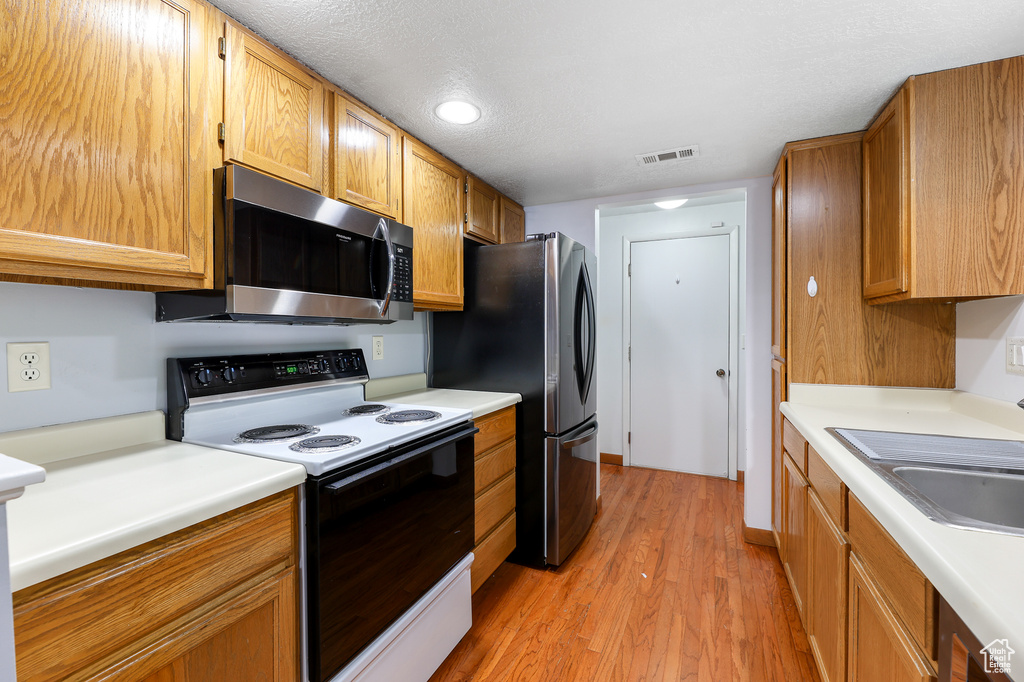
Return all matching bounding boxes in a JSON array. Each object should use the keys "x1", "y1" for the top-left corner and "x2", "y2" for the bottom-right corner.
[{"x1": 306, "y1": 422, "x2": 476, "y2": 682}]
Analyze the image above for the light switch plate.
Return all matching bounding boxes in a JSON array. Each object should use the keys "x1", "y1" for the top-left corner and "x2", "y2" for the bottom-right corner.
[{"x1": 7, "y1": 342, "x2": 51, "y2": 392}]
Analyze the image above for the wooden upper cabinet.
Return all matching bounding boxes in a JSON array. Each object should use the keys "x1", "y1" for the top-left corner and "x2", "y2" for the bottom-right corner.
[
  {"x1": 862, "y1": 56, "x2": 1024, "y2": 303},
  {"x1": 0, "y1": 0, "x2": 213, "y2": 288},
  {"x1": 222, "y1": 21, "x2": 323, "y2": 192},
  {"x1": 332, "y1": 92, "x2": 402, "y2": 218},
  {"x1": 771, "y1": 155, "x2": 787, "y2": 359},
  {"x1": 465, "y1": 176, "x2": 501, "y2": 244},
  {"x1": 500, "y1": 196, "x2": 526, "y2": 244},
  {"x1": 402, "y1": 136, "x2": 464, "y2": 311},
  {"x1": 863, "y1": 88, "x2": 910, "y2": 299}
]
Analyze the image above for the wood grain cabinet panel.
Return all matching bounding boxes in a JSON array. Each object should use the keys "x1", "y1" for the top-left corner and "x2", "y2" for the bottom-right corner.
[
  {"x1": 848, "y1": 553, "x2": 936, "y2": 682},
  {"x1": 771, "y1": 155, "x2": 787, "y2": 359},
  {"x1": 808, "y1": 445, "x2": 847, "y2": 530},
  {"x1": 223, "y1": 21, "x2": 323, "y2": 192},
  {"x1": 465, "y1": 176, "x2": 501, "y2": 244},
  {"x1": 476, "y1": 440, "x2": 516, "y2": 493},
  {"x1": 806, "y1": 490, "x2": 850, "y2": 682},
  {"x1": 782, "y1": 452, "x2": 808, "y2": 618},
  {"x1": 474, "y1": 406, "x2": 517, "y2": 455},
  {"x1": 402, "y1": 136, "x2": 464, "y2": 311},
  {"x1": 471, "y1": 512, "x2": 516, "y2": 594},
  {"x1": 332, "y1": 92, "x2": 401, "y2": 219},
  {"x1": 0, "y1": 0, "x2": 213, "y2": 288},
  {"x1": 13, "y1": 491, "x2": 299, "y2": 681},
  {"x1": 475, "y1": 471, "x2": 516, "y2": 544},
  {"x1": 500, "y1": 196, "x2": 526, "y2": 244},
  {"x1": 863, "y1": 56, "x2": 1024, "y2": 303},
  {"x1": 471, "y1": 407, "x2": 518, "y2": 592}
]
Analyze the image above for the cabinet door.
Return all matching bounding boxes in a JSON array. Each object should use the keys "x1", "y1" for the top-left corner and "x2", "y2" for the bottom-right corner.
[
  {"x1": 402, "y1": 137, "x2": 464, "y2": 310},
  {"x1": 137, "y1": 568, "x2": 299, "y2": 682},
  {"x1": 771, "y1": 359, "x2": 787, "y2": 547},
  {"x1": 500, "y1": 196, "x2": 526, "y2": 244},
  {"x1": 0, "y1": 0, "x2": 212, "y2": 288},
  {"x1": 466, "y1": 176, "x2": 500, "y2": 244},
  {"x1": 223, "y1": 22, "x2": 323, "y2": 191},
  {"x1": 862, "y1": 87, "x2": 910, "y2": 299},
  {"x1": 807, "y1": 490, "x2": 850, "y2": 682},
  {"x1": 333, "y1": 93, "x2": 401, "y2": 218},
  {"x1": 772, "y1": 154, "x2": 787, "y2": 359},
  {"x1": 782, "y1": 452, "x2": 808, "y2": 617},
  {"x1": 848, "y1": 553, "x2": 936, "y2": 682}
]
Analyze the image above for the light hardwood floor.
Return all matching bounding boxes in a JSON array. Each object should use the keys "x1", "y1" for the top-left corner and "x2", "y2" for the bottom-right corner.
[{"x1": 430, "y1": 464, "x2": 821, "y2": 682}]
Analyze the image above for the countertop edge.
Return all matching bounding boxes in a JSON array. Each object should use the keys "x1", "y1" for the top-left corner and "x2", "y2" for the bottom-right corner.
[{"x1": 375, "y1": 387, "x2": 522, "y2": 419}]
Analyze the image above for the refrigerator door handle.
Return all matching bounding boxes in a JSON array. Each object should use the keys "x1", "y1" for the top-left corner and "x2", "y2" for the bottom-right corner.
[
  {"x1": 564, "y1": 423, "x2": 598, "y2": 451},
  {"x1": 581, "y1": 261, "x2": 596, "y2": 402}
]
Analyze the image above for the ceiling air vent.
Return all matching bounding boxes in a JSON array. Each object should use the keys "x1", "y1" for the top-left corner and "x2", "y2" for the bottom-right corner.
[{"x1": 635, "y1": 145, "x2": 700, "y2": 167}]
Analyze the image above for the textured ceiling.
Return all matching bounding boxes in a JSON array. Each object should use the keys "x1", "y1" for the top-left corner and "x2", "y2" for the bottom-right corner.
[{"x1": 209, "y1": 0, "x2": 1024, "y2": 206}]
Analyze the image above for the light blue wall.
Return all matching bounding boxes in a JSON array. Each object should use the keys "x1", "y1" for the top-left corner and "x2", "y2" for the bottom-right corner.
[{"x1": 0, "y1": 282, "x2": 426, "y2": 432}]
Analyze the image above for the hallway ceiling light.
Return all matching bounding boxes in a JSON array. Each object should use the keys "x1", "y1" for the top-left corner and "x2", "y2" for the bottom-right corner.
[
  {"x1": 435, "y1": 101, "x2": 481, "y2": 124},
  {"x1": 654, "y1": 199, "x2": 688, "y2": 209}
]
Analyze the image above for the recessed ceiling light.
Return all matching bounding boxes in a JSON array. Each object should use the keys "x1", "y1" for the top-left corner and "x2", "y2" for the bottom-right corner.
[
  {"x1": 654, "y1": 199, "x2": 688, "y2": 210},
  {"x1": 435, "y1": 101, "x2": 481, "y2": 124}
]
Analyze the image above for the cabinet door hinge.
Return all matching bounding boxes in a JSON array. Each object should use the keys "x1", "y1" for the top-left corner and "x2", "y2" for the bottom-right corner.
[
  {"x1": 628, "y1": 345, "x2": 631, "y2": 361},
  {"x1": 217, "y1": 123, "x2": 225, "y2": 142},
  {"x1": 464, "y1": 181, "x2": 469, "y2": 194},
  {"x1": 628, "y1": 263, "x2": 631, "y2": 277},
  {"x1": 218, "y1": 37, "x2": 226, "y2": 59},
  {"x1": 464, "y1": 212, "x2": 468, "y2": 224},
  {"x1": 628, "y1": 432, "x2": 631, "y2": 444}
]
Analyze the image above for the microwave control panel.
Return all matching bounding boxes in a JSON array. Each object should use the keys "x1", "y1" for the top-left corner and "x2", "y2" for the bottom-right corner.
[{"x1": 392, "y1": 244, "x2": 412, "y2": 303}]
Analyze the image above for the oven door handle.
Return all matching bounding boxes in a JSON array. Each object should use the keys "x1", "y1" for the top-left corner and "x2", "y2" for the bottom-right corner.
[{"x1": 325, "y1": 423, "x2": 478, "y2": 494}]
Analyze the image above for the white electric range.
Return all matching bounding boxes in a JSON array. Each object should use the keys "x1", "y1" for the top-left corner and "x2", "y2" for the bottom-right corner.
[{"x1": 167, "y1": 348, "x2": 476, "y2": 682}]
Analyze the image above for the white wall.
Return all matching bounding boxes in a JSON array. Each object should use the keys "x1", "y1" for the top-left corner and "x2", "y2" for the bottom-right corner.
[
  {"x1": 956, "y1": 295, "x2": 1024, "y2": 401},
  {"x1": 527, "y1": 176, "x2": 774, "y2": 530},
  {"x1": 0, "y1": 282, "x2": 426, "y2": 433}
]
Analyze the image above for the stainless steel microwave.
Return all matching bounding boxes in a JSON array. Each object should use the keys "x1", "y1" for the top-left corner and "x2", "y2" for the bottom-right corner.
[{"x1": 156, "y1": 165, "x2": 413, "y2": 325}]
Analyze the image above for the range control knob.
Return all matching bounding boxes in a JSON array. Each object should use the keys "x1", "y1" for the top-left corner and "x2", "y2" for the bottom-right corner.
[
  {"x1": 196, "y1": 368, "x2": 213, "y2": 386},
  {"x1": 222, "y1": 367, "x2": 239, "y2": 383}
]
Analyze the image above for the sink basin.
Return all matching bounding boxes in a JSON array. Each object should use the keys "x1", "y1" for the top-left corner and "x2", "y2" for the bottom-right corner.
[
  {"x1": 828, "y1": 428, "x2": 1024, "y2": 537},
  {"x1": 891, "y1": 466, "x2": 1024, "y2": 532}
]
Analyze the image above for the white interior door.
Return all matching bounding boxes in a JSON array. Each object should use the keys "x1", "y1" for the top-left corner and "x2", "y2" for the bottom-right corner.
[{"x1": 629, "y1": 235, "x2": 730, "y2": 477}]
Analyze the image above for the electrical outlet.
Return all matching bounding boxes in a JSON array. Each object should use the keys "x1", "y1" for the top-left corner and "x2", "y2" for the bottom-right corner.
[
  {"x1": 372, "y1": 335, "x2": 384, "y2": 361},
  {"x1": 8, "y1": 342, "x2": 51, "y2": 392},
  {"x1": 1006, "y1": 337, "x2": 1024, "y2": 376}
]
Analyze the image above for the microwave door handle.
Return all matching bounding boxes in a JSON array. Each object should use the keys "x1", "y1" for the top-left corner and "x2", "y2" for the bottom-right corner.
[{"x1": 374, "y1": 218, "x2": 396, "y2": 317}]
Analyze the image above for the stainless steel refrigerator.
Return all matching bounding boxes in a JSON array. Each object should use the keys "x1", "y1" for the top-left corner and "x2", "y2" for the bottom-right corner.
[{"x1": 432, "y1": 232, "x2": 598, "y2": 566}]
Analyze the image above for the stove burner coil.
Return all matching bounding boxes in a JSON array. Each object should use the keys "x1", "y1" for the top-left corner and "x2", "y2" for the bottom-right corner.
[
  {"x1": 289, "y1": 435, "x2": 361, "y2": 453},
  {"x1": 234, "y1": 424, "x2": 319, "y2": 443},
  {"x1": 376, "y1": 409, "x2": 442, "y2": 425},
  {"x1": 345, "y1": 404, "x2": 390, "y2": 416}
]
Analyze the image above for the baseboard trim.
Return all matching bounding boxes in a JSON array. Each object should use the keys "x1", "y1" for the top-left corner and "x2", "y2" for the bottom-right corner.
[
  {"x1": 742, "y1": 521, "x2": 775, "y2": 547},
  {"x1": 736, "y1": 470, "x2": 745, "y2": 484},
  {"x1": 600, "y1": 452, "x2": 623, "y2": 466}
]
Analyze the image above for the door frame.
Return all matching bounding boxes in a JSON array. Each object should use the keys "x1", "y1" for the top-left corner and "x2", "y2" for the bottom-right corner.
[{"x1": 622, "y1": 227, "x2": 740, "y2": 479}]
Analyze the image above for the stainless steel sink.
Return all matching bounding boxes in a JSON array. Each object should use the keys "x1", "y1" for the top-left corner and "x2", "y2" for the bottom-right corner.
[{"x1": 828, "y1": 428, "x2": 1024, "y2": 537}]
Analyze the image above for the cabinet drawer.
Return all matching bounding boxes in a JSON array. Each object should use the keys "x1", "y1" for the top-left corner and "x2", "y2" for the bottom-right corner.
[
  {"x1": 807, "y1": 445, "x2": 846, "y2": 529},
  {"x1": 475, "y1": 471, "x2": 516, "y2": 543},
  {"x1": 474, "y1": 406, "x2": 516, "y2": 455},
  {"x1": 476, "y1": 439, "x2": 516, "y2": 494},
  {"x1": 471, "y1": 512, "x2": 516, "y2": 593},
  {"x1": 783, "y1": 418, "x2": 808, "y2": 472},
  {"x1": 13, "y1": 490, "x2": 297, "y2": 681},
  {"x1": 848, "y1": 493, "x2": 936, "y2": 660}
]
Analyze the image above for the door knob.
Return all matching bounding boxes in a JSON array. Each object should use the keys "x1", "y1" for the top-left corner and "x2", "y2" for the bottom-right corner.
[{"x1": 716, "y1": 368, "x2": 726, "y2": 377}]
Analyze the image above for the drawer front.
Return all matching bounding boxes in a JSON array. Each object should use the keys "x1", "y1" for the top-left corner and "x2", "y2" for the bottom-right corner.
[
  {"x1": 474, "y1": 406, "x2": 516, "y2": 455},
  {"x1": 471, "y1": 512, "x2": 516, "y2": 593},
  {"x1": 807, "y1": 445, "x2": 847, "y2": 530},
  {"x1": 13, "y1": 490, "x2": 297, "y2": 682},
  {"x1": 476, "y1": 439, "x2": 516, "y2": 494},
  {"x1": 475, "y1": 471, "x2": 516, "y2": 543},
  {"x1": 783, "y1": 418, "x2": 808, "y2": 472},
  {"x1": 848, "y1": 493, "x2": 936, "y2": 660}
]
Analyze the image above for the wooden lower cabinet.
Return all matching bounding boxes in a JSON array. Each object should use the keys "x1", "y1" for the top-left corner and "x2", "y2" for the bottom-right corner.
[
  {"x1": 13, "y1": 491, "x2": 299, "y2": 682},
  {"x1": 471, "y1": 406, "x2": 518, "y2": 592},
  {"x1": 782, "y1": 451, "x2": 808, "y2": 616},
  {"x1": 849, "y1": 553, "x2": 937, "y2": 682},
  {"x1": 806, "y1": 489, "x2": 849, "y2": 682},
  {"x1": 771, "y1": 358, "x2": 786, "y2": 547}
]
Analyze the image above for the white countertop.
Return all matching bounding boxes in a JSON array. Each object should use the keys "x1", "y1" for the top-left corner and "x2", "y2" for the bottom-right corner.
[
  {"x1": 365, "y1": 373, "x2": 521, "y2": 418},
  {"x1": 0, "y1": 411, "x2": 306, "y2": 591},
  {"x1": 781, "y1": 384, "x2": 1024, "y2": 650}
]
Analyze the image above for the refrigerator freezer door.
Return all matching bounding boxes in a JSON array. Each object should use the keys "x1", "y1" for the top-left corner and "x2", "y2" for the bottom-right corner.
[
  {"x1": 546, "y1": 234, "x2": 598, "y2": 434},
  {"x1": 545, "y1": 418, "x2": 598, "y2": 565}
]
